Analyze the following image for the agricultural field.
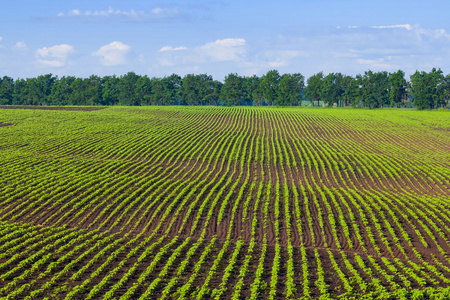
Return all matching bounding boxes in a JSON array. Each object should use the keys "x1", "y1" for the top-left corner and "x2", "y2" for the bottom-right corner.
[{"x1": 0, "y1": 106, "x2": 449, "y2": 299}]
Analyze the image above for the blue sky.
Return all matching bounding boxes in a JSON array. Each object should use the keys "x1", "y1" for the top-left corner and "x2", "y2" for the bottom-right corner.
[{"x1": 1, "y1": 0, "x2": 450, "y2": 80}]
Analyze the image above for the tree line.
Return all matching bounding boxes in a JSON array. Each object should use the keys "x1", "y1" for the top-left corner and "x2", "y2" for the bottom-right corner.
[{"x1": 0, "y1": 68, "x2": 449, "y2": 110}]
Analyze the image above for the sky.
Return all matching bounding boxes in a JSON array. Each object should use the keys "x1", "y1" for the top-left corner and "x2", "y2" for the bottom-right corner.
[{"x1": 1, "y1": 0, "x2": 450, "y2": 81}]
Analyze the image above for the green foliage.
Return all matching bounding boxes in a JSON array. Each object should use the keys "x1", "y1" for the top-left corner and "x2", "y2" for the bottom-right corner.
[
  {"x1": 1, "y1": 68, "x2": 450, "y2": 109},
  {"x1": 357, "y1": 70, "x2": 389, "y2": 108},
  {"x1": 221, "y1": 73, "x2": 244, "y2": 106},
  {"x1": 388, "y1": 70, "x2": 407, "y2": 107},
  {"x1": 260, "y1": 69, "x2": 281, "y2": 106},
  {"x1": 410, "y1": 68, "x2": 445, "y2": 110},
  {"x1": 0, "y1": 76, "x2": 14, "y2": 105},
  {"x1": 277, "y1": 73, "x2": 304, "y2": 106},
  {"x1": 305, "y1": 71, "x2": 323, "y2": 106}
]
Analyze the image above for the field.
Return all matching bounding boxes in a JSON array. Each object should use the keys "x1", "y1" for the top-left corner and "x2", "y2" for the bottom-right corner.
[{"x1": 0, "y1": 106, "x2": 449, "y2": 299}]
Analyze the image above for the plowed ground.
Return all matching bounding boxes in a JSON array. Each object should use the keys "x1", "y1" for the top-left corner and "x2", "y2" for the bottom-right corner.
[{"x1": 0, "y1": 106, "x2": 449, "y2": 299}]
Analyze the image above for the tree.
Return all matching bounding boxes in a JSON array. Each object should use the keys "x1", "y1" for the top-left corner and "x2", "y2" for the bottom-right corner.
[
  {"x1": 442, "y1": 74, "x2": 450, "y2": 108},
  {"x1": 260, "y1": 70, "x2": 280, "y2": 106},
  {"x1": 410, "y1": 68, "x2": 444, "y2": 110},
  {"x1": 69, "y1": 78, "x2": 85, "y2": 105},
  {"x1": 162, "y1": 74, "x2": 182, "y2": 105},
  {"x1": 374, "y1": 71, "x2": 389, "y2": 108},
  {"x1": 117, "y1": 72, "x2": 140, "y2": 106},
  {"x1": 321, "y1": 73, "x2": 339, "y2": 107},
  {"x1": 410, "y1": 71, "x2": 431, "y2": 110},
  {"x1": 243, "y1": 75, "x2": 261, "y2": 106},
  {"x1": 180, "y1": 74, "x2": 213, "y2": 106},
  {"x1": 388, "y1": 70, "x2": 406, "y2": 108},
  {"x1": 305, "y1": 71, "x2": 323, "y2": 107},
  {"x1": 150, "y1": 77, "x2": 164, "y2": 105},
  {"x1": 84, "y1": 75, "x2": 103, "y2": 106},
  {"x1": 49, "y1": 76, "x2": 76, "y2": 105},
  {"x1": 21, "y1": 78, "x2": 41, "y2": 105},
  {"x1": 221, "y1": 73, "x2": 244, "y2": 106},
  {"x1": 198, "y1": 74, "x2": 214, "y2": 105},
  {"x1": 340, "y1": 75, "x2": 354, "y2": 107},
  {"x1": 430, "y1": 68, "x2": 446, "y2": 108},
  {"x1": 277, "y1": 73, "x2": 304, "y2": 106},
  {"x1": 32, "y1": 74, "x2": 56, "y2": 105},
  {"x1": 12, "y1": 78, "x2": 28, "y2": 105},
  {"x1": 102, "y1": 75, "x2": 120, "y2": 106},
  {"x1": 358, "y1": 70, "x2": 389, "y2": 108},
  {"x1": 136, "y1": 75, "x2": 152, "y2": 105},
  {"x1": 203, "y1": 78, "x2": 222, "y2": 105},
  {"x1": 0, "y1": 76, "x2": 14, "y2": 105},
  {"x1": 181, "y1": 74, "x2": 199, "y2": 105},
  {"x1": 211, "y1": 80, "x2": 223, "y2": 105}
]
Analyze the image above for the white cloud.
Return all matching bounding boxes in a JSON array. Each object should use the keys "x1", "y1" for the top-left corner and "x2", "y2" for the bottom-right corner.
[
  {"x1": 152, "y1": 7, "x2": 178, "y2": 16},
  {"x1": 241, "y1": 50, "x2": 306, "y2": 75},
  {"x1": 64, "y1": 7, "x2": 142, "y2": 18},
  {"x1": 201, "y1": 38, "x2": 246, "y2": 48},
  {"x1": 92, "y1": 41, "x2": 130, "y2": 66},
  {"x1": 35, "y1": 44, "x2": 75, "y2": 68},
  {"x1": 153, "y1": 23, "x2": 450, "y2": 79},
  {"x1": 70, "y1": 9, "x2": 81, "y2": 16},
  {"x1": 310, "y1": 24, "x2": 450, "y2": 75},
  {"x1": 157, "y1": 38, "x2": 247, "y2": 68},
  {"x1": 372, "y1": 24, "x2": 413, "y2": 30},
  {"x1": 198, "y1": 38, "x2": 246, "y2": 62},
  {"x1": 356, "y1": 58, "x2": 398, "y2": 70},
  {"x1": 415, "y1": 27, "x2": 450, "y2": 39},
  {"x1": 37, "y1": 60, "x2": 66, "y2": 68},
  {"x1": 13, "y1": 41, "x2": 28, "y2": 51},
  {"x1": 152, "y1": 8, "x2": 163, "y2": 14},
  {"x1": 36, "y1": 44, "x2": 74, "y2": 59},
  {"x1": 371, "y1": 24, "x2": 450, "y2": 39},
  {"x1": 58, "y1": 6, "x2": 180, "y2": 22},
  {"x1": 159, "y1": 46, "x2": 187, "y2": 52}
]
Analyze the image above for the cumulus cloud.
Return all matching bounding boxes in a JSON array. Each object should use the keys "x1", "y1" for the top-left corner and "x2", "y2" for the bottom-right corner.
[
  {"x1": 92, "y1": 41, "x2": 130, "y2": 66},
  {"x1": 159, "y1": 46, "x2": 187, "y2": 52},
  {"x1": 35, "y1": 44, "x2": 75, "y2": 67}
]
